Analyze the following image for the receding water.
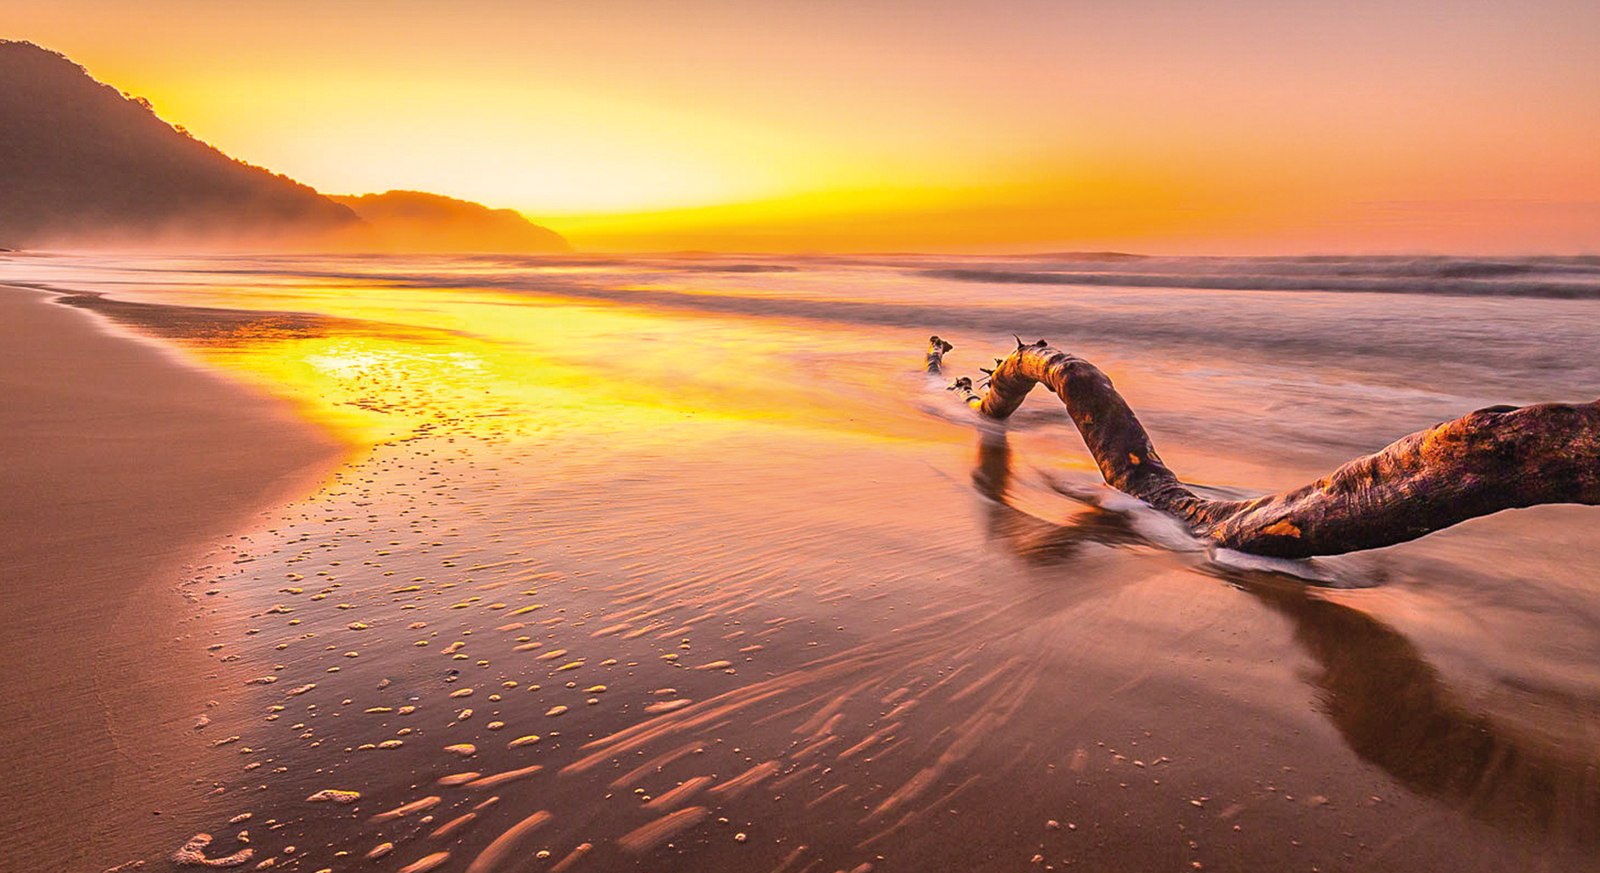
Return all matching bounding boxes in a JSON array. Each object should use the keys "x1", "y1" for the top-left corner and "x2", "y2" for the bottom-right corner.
[{"x1": 5, "y1": 251, "x2": 1600, "y2": 873}]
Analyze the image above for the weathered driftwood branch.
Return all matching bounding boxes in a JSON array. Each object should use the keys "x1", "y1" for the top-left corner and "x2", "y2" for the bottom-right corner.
[
  {"x1": 972, "y1": 428, "x2": 1600, "y2": 835},
  {"x1": 928, "y1": 336, "x2": 1600, "y2": 558}
]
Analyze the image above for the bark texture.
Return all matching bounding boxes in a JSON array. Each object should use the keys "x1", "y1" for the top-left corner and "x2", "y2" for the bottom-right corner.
[
  {"x1": 936, "y1": 337, "x2": 1600, "y2": 557},
  {"x1": 925, "y1": 335, "x2": 954, "y2": 374},
  {"x1": 971, "y1": 430, "x2": 1600, "y2": 838}
]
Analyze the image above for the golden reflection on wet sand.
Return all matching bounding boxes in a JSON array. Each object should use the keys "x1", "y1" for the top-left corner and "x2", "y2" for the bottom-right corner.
[{"x1": 12, "y1": 254, "x2": 1600, "y2": 873}]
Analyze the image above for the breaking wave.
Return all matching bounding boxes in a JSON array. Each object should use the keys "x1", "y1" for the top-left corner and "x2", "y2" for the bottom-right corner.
[{"x1": 921, "y1": 255, "x2": 1600, "y2": 300}]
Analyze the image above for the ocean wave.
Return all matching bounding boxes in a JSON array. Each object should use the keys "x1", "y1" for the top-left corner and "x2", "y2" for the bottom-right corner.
[{"x1": 919, "y1": 265, "x2": 1600, "y2": 300}]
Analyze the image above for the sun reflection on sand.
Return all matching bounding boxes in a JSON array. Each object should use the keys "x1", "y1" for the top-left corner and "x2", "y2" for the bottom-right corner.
[
  {"x1": 8, "y1": 252, "x2": 1600, "y2": 873},
  {"x1": 125, "y1": 275, "x2": 969, "y2": 457}
]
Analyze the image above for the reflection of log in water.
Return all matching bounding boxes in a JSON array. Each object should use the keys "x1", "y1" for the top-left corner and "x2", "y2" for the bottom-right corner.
[
  {"x1": 973, "y1": 430, "x2": 1600, "y2": 843},
  {"x1": 1247, "y1": 579, "x2": 1600, "y2": 842},
  {"x1": 936, "y1": 336, "x2": 1600, "y2": 558},
  {"x1": 973, "y1": 429, "x2": 1146, "y2": 564}
]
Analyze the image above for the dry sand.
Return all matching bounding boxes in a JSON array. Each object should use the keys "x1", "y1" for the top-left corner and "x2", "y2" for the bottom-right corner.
[
  {"x1": 0, "y1": 287, "x2": 343, "y2": 871},
  {"x1": 3, "y1": 253, "x2": 1599, "y2": 873}
]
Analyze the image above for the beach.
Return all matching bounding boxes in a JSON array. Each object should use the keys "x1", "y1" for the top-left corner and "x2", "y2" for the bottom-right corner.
[
  {"x1": 4, "y1": 251, "x2": 1600, "y2": 873},
  {"x1": 0, "y1": 287, "x2": 344, "y2": 871}
]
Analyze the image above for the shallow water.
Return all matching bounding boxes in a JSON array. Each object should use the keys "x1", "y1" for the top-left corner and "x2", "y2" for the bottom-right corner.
[{"x1": 5, "y1": 251, "x2": 1600, "y2": 872}]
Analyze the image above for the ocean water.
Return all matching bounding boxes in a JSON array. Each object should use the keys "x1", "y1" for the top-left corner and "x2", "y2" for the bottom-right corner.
[{"x1": 4, "y1": 251, "x2": 1600, "y2": 872}]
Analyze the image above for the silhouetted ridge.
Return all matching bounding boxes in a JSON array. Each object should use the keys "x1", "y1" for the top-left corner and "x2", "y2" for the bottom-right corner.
[
  {"x1": 331, "y1": 191, "x2": 570, "y2": 253},
  {"x1": 0, "y1": 40, "x2": 361, "y2": 248},
  {"x1": 0, "y1": 41, "x2": 572, "y2": 253}
]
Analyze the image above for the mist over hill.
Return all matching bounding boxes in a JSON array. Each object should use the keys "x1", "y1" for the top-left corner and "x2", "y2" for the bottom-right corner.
[
  {"x1": 0, "y1": 41, "x2": 359, "y2": 248},
  {"x1": 0, "y1": 41, "x2": 568, "y2": 253},
  {"x1": 333, "y1": 191, "x2": 571, "y2": 253}
]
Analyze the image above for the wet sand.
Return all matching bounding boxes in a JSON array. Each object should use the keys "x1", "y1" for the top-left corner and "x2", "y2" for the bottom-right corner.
[
  {"x1": 0, "y1": 287, "x2": 344, "y2": 872},
  {"x1": 4, "y1": 253, "x2": 1600, "y2": 873}
]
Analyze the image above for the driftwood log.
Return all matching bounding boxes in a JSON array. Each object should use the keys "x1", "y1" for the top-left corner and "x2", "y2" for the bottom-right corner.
[
  {"x1": 928, "y1": 335, "x2": 1600, "y2": 558},
  {"x1": 972, "y1": 428, "x2": 1600, "y2": 836}
]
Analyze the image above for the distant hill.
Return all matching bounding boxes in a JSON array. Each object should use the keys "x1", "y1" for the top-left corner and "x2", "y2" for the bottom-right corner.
[
  {"x1": 0, "y1": 40, "x2": 570, "y2": 253},
  {"x1": 0, "y1": 40, "x2": 360, "y2": 249},
  {"x1": 332, "y1": 191, "x2": 570, "y2": 253}
]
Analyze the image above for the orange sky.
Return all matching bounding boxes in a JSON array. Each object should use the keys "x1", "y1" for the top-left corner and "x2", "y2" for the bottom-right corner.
[{"x1": 11, "y1": 0, "x2": 1599, "y2": 253}]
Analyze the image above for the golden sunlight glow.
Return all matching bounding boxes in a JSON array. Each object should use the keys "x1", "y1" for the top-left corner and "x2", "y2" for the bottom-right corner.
[
  {"x1": 10, "y1": 0, "x2": 1599, "y2": 252},
  {"x1": 154, "y1": 277, "x2": 948, "y2": 453}
]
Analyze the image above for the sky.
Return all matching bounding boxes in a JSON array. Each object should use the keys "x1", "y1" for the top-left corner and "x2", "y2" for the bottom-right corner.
[{"x1": 10, "y1": 0, "x2": 1600, "y2": 253}]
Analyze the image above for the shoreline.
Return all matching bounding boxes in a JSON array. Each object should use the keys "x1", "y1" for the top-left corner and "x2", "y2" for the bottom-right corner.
[
  {"x1": 1, "y1": 255, "x2": 1597, "y2": 873},
  {"x1": 0, "y1": 286, "x2": 346, "y2": 872}
]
